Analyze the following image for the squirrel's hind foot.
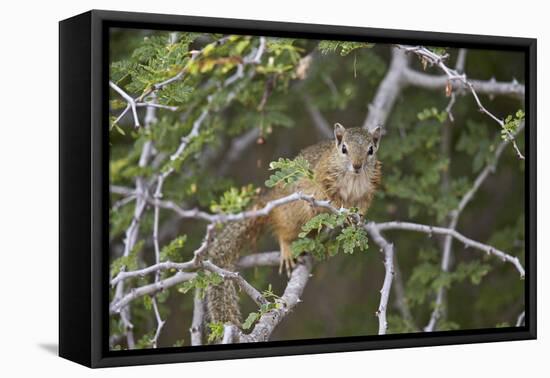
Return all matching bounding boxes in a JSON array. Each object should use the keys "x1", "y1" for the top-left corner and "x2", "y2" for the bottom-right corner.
[{"x1": 278, "y1": 241, "x2": 296, "y2": 277}]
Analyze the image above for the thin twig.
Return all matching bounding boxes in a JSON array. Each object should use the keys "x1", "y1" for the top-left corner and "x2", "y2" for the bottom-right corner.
[
  {"x1": 109, "y1": 81, "x2": 140, "y2": 128},
  {"x1": 365, "y1": 223, "x2": 395, "y2": 335},
  {"x1": 397, "y1": 45, "x2": 525, "y2": 159},
  {"x1": 303, "y1": 94, "x2": 333, "y2": 138},
  {"x1": 425, "y1": 122, "x2": 526, "y2": 331}
]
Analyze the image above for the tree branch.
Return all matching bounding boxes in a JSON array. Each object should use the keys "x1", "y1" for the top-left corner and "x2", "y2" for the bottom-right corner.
[
  {"x1": 109, "y1": 81, "x2": 140, "y2": 128},
  {"x1": 516, "y1": 311, "x2": 525, "y2": 327},
  {"x1": 235, "y1": 256, "x2": 314, "y2": 343},
  {"x1": 403, "y1": 68, "x2": 525, "y2": 100},
  {"x1": 190, "y1": 289, "x2": 205, "y2": 346},
  {"x1": 303, "y1": 94, "x2": 333, "y2": 138},
  {"x1": 148, "y1": 191, "x2": 339, "y2": 224},
  {"x1": 110, "y1": 271, "x2": 197, "y2": 314},
  {"x1": 236, "y1": 251, "x2": 281, "y2": 269},
  {"x1": 397, "y1": 45, "x2": 525, "y2": 159},
  {"x1": 425, "y1": 122, "x2": 526, "y2": 331},
  {"x1": 363, "y1": 48, "x2": 408, "y2": 131},
  {"x1": 218, "y1": 127, "x2": 260, "y2": 175},
  {"x1": 364, "y1": 222, "x2": 395, "y2": 335},
  {"x1": 375, "y1": 221, "x2": 525, "y2": 278}
]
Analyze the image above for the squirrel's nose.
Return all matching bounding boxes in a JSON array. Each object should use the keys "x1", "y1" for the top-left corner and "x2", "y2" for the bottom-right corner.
[{"x1": 353, "y1": 163, "x2": 362, "y2": 172}]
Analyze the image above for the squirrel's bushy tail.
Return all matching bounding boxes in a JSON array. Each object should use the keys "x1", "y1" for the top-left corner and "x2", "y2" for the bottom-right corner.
[{"x1": 205, "y1": 216, "x2": 266, "y2": 327}]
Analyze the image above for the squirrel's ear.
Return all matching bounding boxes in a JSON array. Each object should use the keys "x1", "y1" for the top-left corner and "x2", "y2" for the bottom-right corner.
[
  {"x1": 370, "y1": 125, "x2": 382, "y2": 148},
  {"x1": 334, "y1": 123, "x2": 346, "y2": 144}
]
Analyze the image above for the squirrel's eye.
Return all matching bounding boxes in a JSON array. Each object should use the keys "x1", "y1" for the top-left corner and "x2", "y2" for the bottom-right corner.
[
  {"x1": 368, "y1": 146, "x2": 374, "y2": 155},
  {"x1": 341, "y1": 144, "x2": 348, "y2": 154}
]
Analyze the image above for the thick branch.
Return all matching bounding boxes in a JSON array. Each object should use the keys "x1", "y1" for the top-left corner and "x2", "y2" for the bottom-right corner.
[
  {"x1": 202, "y1": 260, "x2": 268, "y2": 307},
  {"x1": 363, "y1": 48, "x2": 408, "y2": 131},
  {"x1": 190, "y1": 289, "x2": 205, "y2": 346},
  {"x1": 235, "y1": 256, "x2": 314, "y2": 343},
  {"x1": 149, "y1": 191, "x2": 339, "y2": 224},
  {"x1": 236, "y1": 251, "x2": 281, "y2": 269},
  {"x1": 403, "y1": 68, "x2": 525, "y2": 100}
]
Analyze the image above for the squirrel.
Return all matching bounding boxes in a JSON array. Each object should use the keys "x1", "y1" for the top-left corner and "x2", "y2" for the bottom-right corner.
[{"x1": 206, "y1": 122, "x2": 382, "y2": 329}]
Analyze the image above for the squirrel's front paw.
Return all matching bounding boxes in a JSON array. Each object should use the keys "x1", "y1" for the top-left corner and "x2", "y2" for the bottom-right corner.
[{"x1": 278, "y1": 247, "x2": 296, "y2": 277}]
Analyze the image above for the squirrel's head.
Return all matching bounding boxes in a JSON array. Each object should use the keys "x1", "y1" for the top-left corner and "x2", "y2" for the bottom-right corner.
[{"x1": 333, "y1": 123, "x2": 382, "y2": 174}]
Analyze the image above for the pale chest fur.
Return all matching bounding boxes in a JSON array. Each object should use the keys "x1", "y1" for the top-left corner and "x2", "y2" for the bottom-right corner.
[{"x1": 336, "y1": 171, "x2": 373, "y2": 205}]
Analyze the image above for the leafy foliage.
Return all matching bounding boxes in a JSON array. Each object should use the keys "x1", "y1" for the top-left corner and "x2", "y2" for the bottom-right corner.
[
  {"x1": 160, "y1": 235, "x2": 187, "y2": 262},
  {"x1": 242, "y1": 285, "x2": 283, "y2": 330},
  {"x1": 405, "y1": 248, "x2": 491, "y2": 309},
  {"x1": 265, "y1": 156, "x2": 314, "y2": 188},
  {"x1": 210, "y1": 185, "x2": 256, "y2": 214},
  {"x1": 417, "y1": 107, "x2": 448, "y2": 123},
  {"x1": 318, "y1": 41, "x2": 375, "y2": 56},
  {"x1": 502, "y1": 109, "x2": 525, "y2": 141},
  {"x1": 110, "y1": 240, "x2": 144, "y2": 277},
  {"x1": 291, "y1": 210, "x2": 369, "y2": 260},
  {"x1": 134, "y1": 331, "x2": 155, "y2": 349},
  {"x1": 207, "y1": 322, "x2": 225, "y2": 343},
  {"x1": 177, "y1": 271, "x2": 223, "y2": 298}
]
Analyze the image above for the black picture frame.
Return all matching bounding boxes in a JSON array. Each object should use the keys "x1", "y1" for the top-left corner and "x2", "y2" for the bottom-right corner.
[{"x1": 59, "y1": 9, "x2": 537, "y2": 368}]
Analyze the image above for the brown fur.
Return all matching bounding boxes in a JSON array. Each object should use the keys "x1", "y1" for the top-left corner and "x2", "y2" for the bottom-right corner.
[
  {"x1": 268, "y1": 125, "x2": 382, "y2": 268},
  {"x1": 206, "y1": 124, "x2": 382, "y2": 331},
  {"x1": 206, "y1": 215, "x2": 267, "y2": 327}
]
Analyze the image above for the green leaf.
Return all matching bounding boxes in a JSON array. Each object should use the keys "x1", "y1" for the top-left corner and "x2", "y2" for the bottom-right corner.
[
  {"x1": 177, "y1": 271, "x2": 223, "y2": 298},
  {"x1": 110, "y1": 240, "x2": 144, "y2": 277},
  {"x1": 143, "y1": 295, "x2": 153, "y2": 311},
  {"x1": 318, "y1": 41, "x2": 375, "y2": 56},
  {"x1": 298, "y1": 213, "x2": 346, "y2": 237},
  {"x1": 242, "y1": 312, "x2": 260, "y2": 330},
  {"x1": 291, "y1": 237, "x2": 325, "y2": 260},
  {"x1": 335, "y1": 225, "x2": 369, "y2": 254},
  {"x1": 160, "y1": 235, "x2": 187, "y2": 262},
  {"x1": 210, "y1": 185, "x2": 256, "y2": 214},
  {"x1": 173, "y1": 338, "x2": 185, "y2": 347},
  {"x1": 265, "y1": 156, "x2": 314, "y2": 188},
  {"x1": 207, "y1": 322, "x2": 224, "y2": 343},
  {"x1": 417, "y1": 107, "x2": 448, "y2": 123},
  {"x1": 502, "y1": 109, "x2": 525, "y2": 141}
]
